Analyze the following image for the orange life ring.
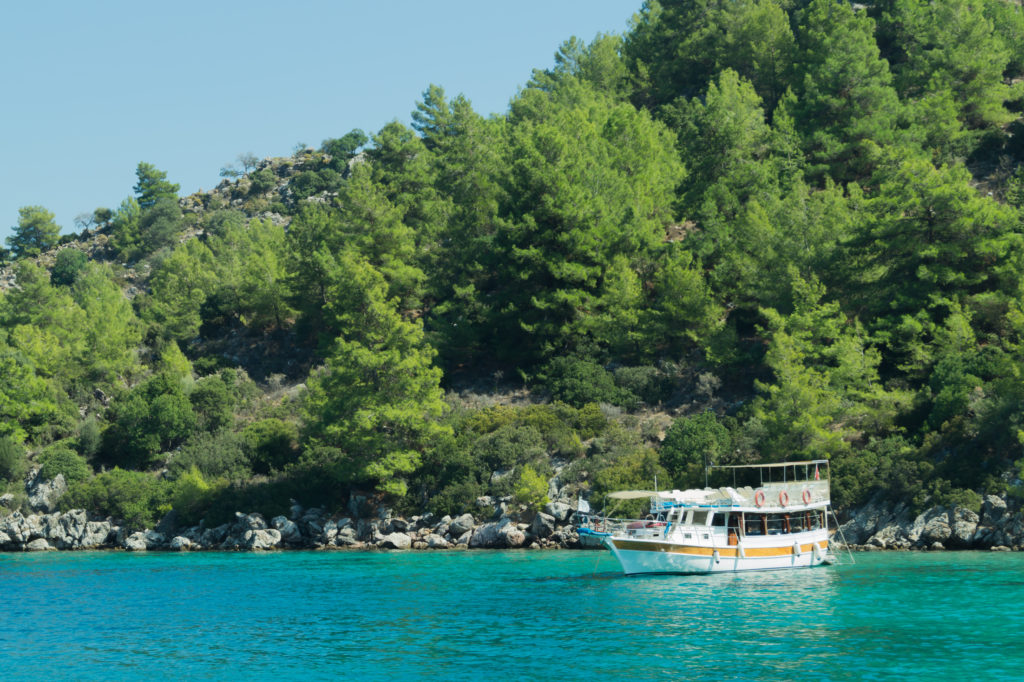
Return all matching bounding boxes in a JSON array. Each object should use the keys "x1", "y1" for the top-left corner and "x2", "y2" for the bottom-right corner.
[
  {"x1": 754, "y1": 490, "x2": 766, "y2": 507},
  {"x1": 779, "y1": 490, "x2": 789, "y2": 507},
  {"x1": 802, "y1": 489, "x2": 812, "y2": 504}
]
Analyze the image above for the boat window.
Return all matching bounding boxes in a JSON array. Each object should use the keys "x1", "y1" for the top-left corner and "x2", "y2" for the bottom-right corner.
[
  {"x1": 788, "y1": 513, "x2": 805, "y2": 533},
  {"x1": 691, "y1": 511, "x2": 709, "y2": 526},
  {"x1": 766, "y1": 514, "x2": 787, "y2": 535},
  {"x1": 711, "y1": 513, "x2": 727, "y2": 527},
  {"x1": 744, "y1": 514, "x2": 763, "y2": 536}
]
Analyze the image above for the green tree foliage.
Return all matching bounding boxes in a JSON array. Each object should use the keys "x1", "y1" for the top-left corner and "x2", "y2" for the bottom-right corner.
[
  {"x1": 302, "y1": 252, "x2": 449, "y2": 497},
  {"x1": 63, "y1": 468, "x2": 170, "y2": 530},
  {"x1": 101, "y1": 374, "x2": 197, "y2": 469},
  {"x1": 50, "y1": 248, "x2": 88, "y2": 287},
  {"x1": 661, "y1": 411, "x2": 731, "y2": 487},
  {"x1": 0, "y1": 436, "x2": 27, "y2": 485},
  {"x1": 38, "y1": 442, "x2": 92, "y2": 485},
  {"x1": 491, "y1": 80, "x2": 684, "y2": 363},
  {"x1": 243, "y1": 418, "x2": 299, "y2": 474},
  {"x1": 133, "y1": 162, "x2": 180, "y2": 210},
  {"x1": 7, "y1": 206, "x2": 61, "y2": 260},
  {"x1": 788, "y1": 0, "x2": 900, "y2": 182}
]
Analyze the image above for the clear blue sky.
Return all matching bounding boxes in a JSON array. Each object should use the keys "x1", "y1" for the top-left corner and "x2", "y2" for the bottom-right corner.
[{"x1": 1, "y1": 1, "x2": 639, "y2": 243}]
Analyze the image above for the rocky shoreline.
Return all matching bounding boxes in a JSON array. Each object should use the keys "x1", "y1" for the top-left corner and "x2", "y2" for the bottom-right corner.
[
  {"x1": 834, "y1": 493, "x2": 1024, "y2": 552},
  {"x1": 4, "y1": 470, "x2": 1023, "y2": 554},
  {"x1": 0, "y1": 472, "x2": 591, "y2": 553}
]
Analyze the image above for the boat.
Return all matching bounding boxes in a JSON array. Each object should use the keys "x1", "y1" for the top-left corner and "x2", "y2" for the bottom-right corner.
[{"x1": 579, "y1": 460, "x2": 833, "y2": 575}]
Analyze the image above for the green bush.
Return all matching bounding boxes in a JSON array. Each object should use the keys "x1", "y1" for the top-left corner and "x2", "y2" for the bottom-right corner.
[
  {"x1": 63, "y1": 468, "x2": 170, "y2": 530},
  {"x1": 51, "y1": 248, "x2": 88, "y2": 287},
  {"x1": 190, "y1": 374, "x2": 234, "y2": 432},
  {"x1": 168, "y1": 430, "x2": 252, "y2": 481},
  {"x1": 471, "y1": 424, "x2": 546, "y2": 473},
  {"x1": 0, "y1": 437, "x2": 27, "y2": 485},
  {"x1": 539, "y1": 357, "x2": 636, "y2": 408},
  {"x1": 613, "y1": 366, "x2": 669, "y2": 406},
  {"x1": 660, "y1": 412, "x2": 731, "y2": 488},
  {"x1": 76, "y1": 417, "x2": 101, "y2": 458},
  {"x1": 243, "y1": 418, "x2": 299, "y2": 474},
  {"x1": 38, "y1": 442, "x2": 92, "y2": 485},
  {"x1": 514, "y1": 464, "x2": 550, "y2": 511}
]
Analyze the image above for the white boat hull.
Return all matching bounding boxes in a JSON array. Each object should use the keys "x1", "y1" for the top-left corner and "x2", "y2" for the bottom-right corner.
[{"x1": 605, "y1": 533, "x2": 830, "y2": 575}]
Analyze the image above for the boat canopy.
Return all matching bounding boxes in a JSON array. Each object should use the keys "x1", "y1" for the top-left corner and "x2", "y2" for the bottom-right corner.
[{"x1": 607, "y1": 490, "x2": 658, "y2": 500}]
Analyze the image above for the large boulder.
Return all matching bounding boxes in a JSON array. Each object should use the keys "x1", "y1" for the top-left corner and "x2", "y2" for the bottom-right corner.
[
  {"x1": 242, "y1": 528, "x2": 281, "y2": 550},
  {"x1": 0, "y1": 530, "x2": 12, "y2": 549},
  {"x1": 79, "y1": 521, "x2": 113, "y2": 549},
  {"x1": 424, "y1": 533, "x2": 449, "y2": 549},
  {"x1": 123, "y1": 532, "x2": 148, "y2": 551},
  {"x1": 543, "y1": 501, "x2": 573, "y2": 523},
  {"x1": 26, "y1": 471, "x2": 67, "y2": 513},
  {"x1": 470, "y1": 518, "x2": 524, "y2": 548},
  {"x1": 449, "y1": 513, "x2": 476, "y2": 537},
  {"x1": 169, "y1": 536, "x2": 193, "y2": 551},
  {"x1": 0, "y1": 493, "x2": 15, "y2": 509},
  {"x1": 380, "y1": 532, "x2": 412, "y2": 550},
  {"x1": 25, "y1": 538, "x2": 52, "y2": 552},
  {"x1": 530, "y1": 512, "x2": 556, "y2": 539},
  {"x1": 949, "y1": 507, "x2": 979, "y2": 547},
  {"x1": 272, "y1": 516, "x2": 303, "y2": 544}
]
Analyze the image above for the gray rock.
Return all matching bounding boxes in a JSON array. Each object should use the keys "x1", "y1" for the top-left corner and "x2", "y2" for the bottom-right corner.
[
  {"x1": 499, "y1": 522, "x2": 526, "y2": 548},
  {"x1": 389, "y1": 518, "x2": 409, "y2": 533},
  {"x1": 449, "y1": 513, "x2": 476, "y2": 537},
  {"x1": 0, "y1": 493, "x2": 15, "y2": 508},
  {"x1": 917, "y1": 508, "x2": 952, "y2": 546},
  {"x1": 272, "y1": 516, "x2": 302, "y2": 544},
  {"x1": 531, "y1": 512, "x2": 556, "y2": 539},
  {"x1": 123, "y1": 532, "x2": 148, "y2": 551},
  {"x1": 470, "y1": 518, "x2": 524, "y2": 548},
  {"x1": 380, "y1": 532, "x2": 412, "y2": 550},
  {"x1": 243, "y1": 528, "x2": 281, "y2": 550},
  {"x1": 455, "y1": 530, "x2": 472, "y2": 546},
  {"x1": 543, "y1": 501, "x2": 573, "y2": 523},
  {"x1": 242, "y1": 513, "x2": 267, "y2": 530},
  {"x1": 155, "y1": 510, "x2": 179, "y2": 537},
  {"x1": 144, "y1": 530, "x2": 167, "y2": 549},
  {"x1": 335, "y1": 526, "x2": 359, "y2": 546},
  {"x1": 80, "y1": 521, "x2": 113, "y2": 549},
  {"x1": 424, "y1": 533, "x2": 449, "y2": 549},
  {"x1": 200, "y1": 524, "x2": 230, "y2": 547},
  {"x1": 26, "y1": 471, "x2": 68, "y2": 513},
  {"x1": 169, "y1": 536, "x2": 192, "y2": 551},
  {"x1": 0, "y1": 530, "x2": 11, "y2": 548},
  {"x1": 949, "y1": 506, "x2": 979, "y2": 547},
  {"x1": 25, "y1": 538, "x2": 52, "y2": 552}
]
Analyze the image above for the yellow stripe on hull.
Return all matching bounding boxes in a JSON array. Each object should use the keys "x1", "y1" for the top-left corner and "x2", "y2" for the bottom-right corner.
[{"x1": 609, "y1": 539, "x2": 825, "y2": 558}]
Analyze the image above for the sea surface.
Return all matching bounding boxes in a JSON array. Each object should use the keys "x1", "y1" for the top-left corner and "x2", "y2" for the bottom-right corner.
[{"x1": 2, "y1": 549, "x2": 1021, "y2": 681}]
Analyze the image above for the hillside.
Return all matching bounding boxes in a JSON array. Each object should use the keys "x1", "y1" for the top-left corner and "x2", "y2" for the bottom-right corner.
[{"x1": 2, "y1": 0, "x2": 1024, "y2": 531}]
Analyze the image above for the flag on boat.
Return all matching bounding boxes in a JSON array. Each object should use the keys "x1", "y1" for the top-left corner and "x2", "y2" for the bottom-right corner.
[
  {"x1": 577, "y1": 497, "x2": 591, "y2": 513},
  {"x1": 814, "y1": 464, "x2": 820, "y2": 480}
]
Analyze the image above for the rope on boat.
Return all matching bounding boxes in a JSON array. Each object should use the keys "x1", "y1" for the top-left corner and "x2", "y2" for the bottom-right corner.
[{"x1": 828, "y1": 506, "x2": 856, "y2": 565}]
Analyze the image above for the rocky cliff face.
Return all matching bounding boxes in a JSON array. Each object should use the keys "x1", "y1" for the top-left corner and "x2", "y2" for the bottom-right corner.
[{"x1": 835, "y1": 494, "x2": 1024, "y2": 551}]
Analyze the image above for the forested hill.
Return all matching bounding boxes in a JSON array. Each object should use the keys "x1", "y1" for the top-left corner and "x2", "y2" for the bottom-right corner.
[{"x1": 2, "y1": 0, "x2": 1024, "y2": 527}]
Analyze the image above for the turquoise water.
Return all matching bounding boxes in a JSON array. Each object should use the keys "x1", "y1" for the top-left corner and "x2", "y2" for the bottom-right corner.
[{"x1": 2, "y1": 549, "x2": 1022, "y2": 681}]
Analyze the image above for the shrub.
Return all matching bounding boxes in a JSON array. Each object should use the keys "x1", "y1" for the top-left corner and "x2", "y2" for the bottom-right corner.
[
  {"x1": 51, "y1": 249, "x2": 88, "y2": 287},
  {"x1": 169, "y1": 466, "x2": 222, "y2": 525},
  {"x1": 63, "y1": 468, "x2": 170, "y2": 530},
  {"x1": 76, "y1": 417, "x2": 101, "y2": 458},
  {"x1": 38, "y1": 442, "x2": 92, "y2": 485},
  {"x1": 168, "y1": 430, "x2": 251, "y2": 482},
  {"x1": 0, "y1": 437, "x2": 27, "y2": 485},
  {"x1": 660, "y1": 412, "x2": 731, "y2": 488},
  {"x1": 613, "y1": 365, "x2": 669, "y2": 406},
  {"x1": 190, "y1": 374, "x2": 234, "y2": 432},
  {"x1": 243, "y1": 418, "x2": 299, "y2": 474},
  {"x1": 471, "y1": 424, "x2": 546, "y2": 474},
  {"x1": 539, "y1": 357, "x2": 636, "y2": 408},
  {"x1": 514, "y1": 464, "x2": 550, "y2": 511}
]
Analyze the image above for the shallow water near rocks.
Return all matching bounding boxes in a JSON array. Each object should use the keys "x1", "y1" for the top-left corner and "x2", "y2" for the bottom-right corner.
[{"x1": 2, "y1": 549, "x2": 1021, "y2": 680}]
